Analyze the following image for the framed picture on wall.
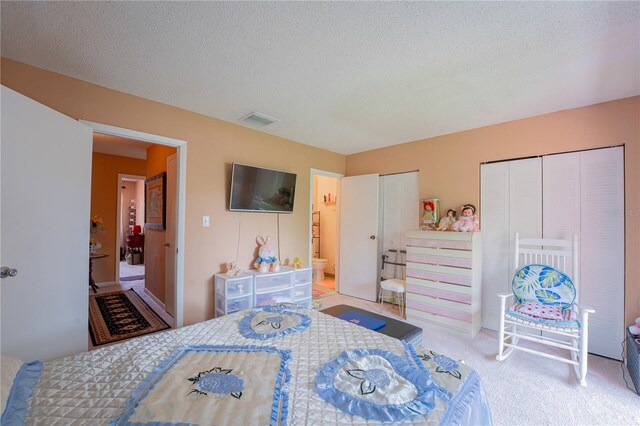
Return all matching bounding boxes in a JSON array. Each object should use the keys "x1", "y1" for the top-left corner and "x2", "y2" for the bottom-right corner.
[{"x1": 145, "y1": 172, "x2": 166, "y2": 230}]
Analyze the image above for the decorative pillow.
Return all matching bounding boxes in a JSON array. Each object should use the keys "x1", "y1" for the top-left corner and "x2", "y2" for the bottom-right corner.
[
  {"x1": 512, "y1": 264, "x2": 576, "y2": 309},
  {"x1": 516, "y1": 301, "x2": 564, "y2": 321},
  {"x1": 1, "y1": 356, "x2": 23, "y2": 414}
]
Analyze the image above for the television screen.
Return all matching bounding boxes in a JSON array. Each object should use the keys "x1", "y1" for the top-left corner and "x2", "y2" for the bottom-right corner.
[{"x1": 229, "y1": 163, "x2": 297, "y2": 213}]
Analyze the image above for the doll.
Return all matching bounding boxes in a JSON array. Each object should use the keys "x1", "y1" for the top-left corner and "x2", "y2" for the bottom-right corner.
[
  {"x1": 451, "y1": 204, "x2": 479, "y2": 232},
  {"x1": 436, "y1": 209, "x2": 457, "y2": 231}
]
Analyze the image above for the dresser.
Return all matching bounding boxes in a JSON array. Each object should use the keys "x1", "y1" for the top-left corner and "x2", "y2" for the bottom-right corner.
[
  {"x1": 405, "y1": 230, "x2": 482, "y2": 338},
  {"x1": 214, "y1": 267, "x2": 312, "y2": 317}
]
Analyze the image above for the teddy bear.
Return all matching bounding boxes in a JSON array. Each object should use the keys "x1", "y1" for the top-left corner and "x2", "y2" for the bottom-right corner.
[
  {"x1": 451, "y1": 204, "x2": 479, "y2": 232},
  {"x1": 254, "y1": 235, "x2": 278, "y2": 272},
  {"x1": 291, "y1": 257, "x2": 303, "y2": 269}
]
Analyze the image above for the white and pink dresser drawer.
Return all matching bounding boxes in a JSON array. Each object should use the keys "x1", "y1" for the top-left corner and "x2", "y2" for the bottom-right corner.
[{"x1": 405, "y1": 230, "x2": 482, "y2": 338}]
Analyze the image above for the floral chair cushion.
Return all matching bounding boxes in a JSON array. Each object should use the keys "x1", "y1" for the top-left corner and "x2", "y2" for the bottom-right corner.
[
  {"x1": 506, "y1": 303, "x2": 579, "y2": 328},
  {"x1": 512, "y1": 264, "x2": 576, "y2": 309}
]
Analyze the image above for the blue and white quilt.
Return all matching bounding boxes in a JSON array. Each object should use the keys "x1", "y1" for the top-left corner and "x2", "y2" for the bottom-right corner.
[{"x1": 3, "y1": 305, "x2": 491, "y2": 425}]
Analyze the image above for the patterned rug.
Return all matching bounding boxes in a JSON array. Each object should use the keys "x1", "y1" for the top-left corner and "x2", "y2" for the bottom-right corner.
[
  {"x1": 89, "y1": 290, "x2": 170, "y2": 346},
  {"x1": 312, "y1": 283, "x2": 337, "y2": 299}
]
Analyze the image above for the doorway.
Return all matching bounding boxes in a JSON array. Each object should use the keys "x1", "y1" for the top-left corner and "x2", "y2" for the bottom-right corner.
[
  {"x1": 83, "y1": 121, "x2": 187, "y2": 328},
  {"x1": 310, "y1": 169, "x2": 342, "y2": 299},
  {"x1": 118, "y1": 175, "x2": 146, "y2": 283}
]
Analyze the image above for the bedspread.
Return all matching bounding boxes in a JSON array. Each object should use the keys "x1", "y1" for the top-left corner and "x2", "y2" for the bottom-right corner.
[{"x1": 5, "y1": 306, "x2": 491, "y2": 425}]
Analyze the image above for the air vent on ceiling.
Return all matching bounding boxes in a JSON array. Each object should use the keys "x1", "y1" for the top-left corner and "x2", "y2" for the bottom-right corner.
[{"x1": 239, "y1": 112, "x2": 280, "y2": 127}]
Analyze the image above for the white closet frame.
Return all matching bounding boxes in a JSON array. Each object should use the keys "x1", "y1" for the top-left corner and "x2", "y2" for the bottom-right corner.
[{"x1": 481, "y1": 146, "x2": 624, "y2": 360}]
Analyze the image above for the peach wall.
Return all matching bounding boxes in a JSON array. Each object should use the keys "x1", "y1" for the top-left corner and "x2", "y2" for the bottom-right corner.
[
  {"x1": 1, "y1": 58, "x2": 346, "y2": 325},
  {"x1": 90, "y1": 152, "x2": 147, "y2": 282},
  {"x1": 347, "y1": 96, "x2": 640, "y2": 327},
  {"x1": 144, "y1": 145, "x2": 177, "y2": 303}
]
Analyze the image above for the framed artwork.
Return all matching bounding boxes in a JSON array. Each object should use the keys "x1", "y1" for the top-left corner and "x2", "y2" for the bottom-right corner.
[
  {"x1": 420, "y1": 198, "x2": 440, "y2": 230},
  {"x1": 145, "y1": 172, "x2": 166, "y2": 230}
]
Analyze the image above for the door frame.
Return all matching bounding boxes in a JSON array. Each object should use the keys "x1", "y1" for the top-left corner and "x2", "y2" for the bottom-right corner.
[
  {"x1": 81, "y1": 120, "x2": 187, "y2": 328},
  {"x1": 309, "y1": 168, "x2": 344, "y2": 290},
  {"x1": 116, "y1": 174, "x2": 146, "y2": 283}
]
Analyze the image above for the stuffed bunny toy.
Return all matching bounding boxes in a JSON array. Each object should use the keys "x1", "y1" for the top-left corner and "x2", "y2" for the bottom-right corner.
[{"x1": 254, "y1": 235, "x2": 277, "y2": 271}]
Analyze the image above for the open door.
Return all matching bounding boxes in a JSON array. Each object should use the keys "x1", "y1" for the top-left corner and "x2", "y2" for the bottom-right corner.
[
  {"x1": 1, "y1": 86, "x2": 93, "y2": 361},
  {"x1": 338, "y1": 174, "x2": 379, "y2": 301},
  {"x1": 165, "y1": 154, "x2": 177, "y2": 317}
]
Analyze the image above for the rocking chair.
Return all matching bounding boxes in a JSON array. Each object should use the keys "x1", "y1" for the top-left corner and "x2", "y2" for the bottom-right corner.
[{"x1": 496, "y1": 233, "x2": 595, "y2": 386}]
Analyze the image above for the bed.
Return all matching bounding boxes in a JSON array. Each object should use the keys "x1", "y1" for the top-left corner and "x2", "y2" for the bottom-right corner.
[{"x1": 2, "y1": 304, "x2": 491, "y2": 425}]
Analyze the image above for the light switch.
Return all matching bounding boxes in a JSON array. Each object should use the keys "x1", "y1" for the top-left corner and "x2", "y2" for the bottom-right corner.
[{"x1": 202, "y1": 216, "x2": 210, "y2": 227}]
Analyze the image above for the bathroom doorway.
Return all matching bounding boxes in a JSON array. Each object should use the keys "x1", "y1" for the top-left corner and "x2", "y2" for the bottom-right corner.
[{"x1": 310, "y1": 169, "x2": 342, "y2": 297}]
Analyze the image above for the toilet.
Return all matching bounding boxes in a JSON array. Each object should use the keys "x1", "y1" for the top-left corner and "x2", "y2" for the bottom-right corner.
[{"x1": 312, "y1": 258, "x2": 328, "y2": 282}]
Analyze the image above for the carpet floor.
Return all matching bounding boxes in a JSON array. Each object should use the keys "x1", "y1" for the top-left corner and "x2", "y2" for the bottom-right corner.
[{"x1": 89, "y1": 289, "x2": 170, "y2": 346}]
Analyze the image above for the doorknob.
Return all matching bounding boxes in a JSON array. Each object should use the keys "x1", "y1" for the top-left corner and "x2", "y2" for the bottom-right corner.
[
  {"x1": 0, "y1": 267, "x2": 18, "y2": 279},
  {"x1": 370, "y1": 235, "x2": 376, "y2": 240},
  {"x1": 163, "y1": 242, "x2": 171, "y2": 247}
]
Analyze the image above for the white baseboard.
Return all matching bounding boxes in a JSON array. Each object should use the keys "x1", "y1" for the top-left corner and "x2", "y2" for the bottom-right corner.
[
  {"x1": 144, "y1": 288, "x2": 166, "y2": 310},
  {"x1": 96, "y1": 281, "x2": 116, "y2": 288}
]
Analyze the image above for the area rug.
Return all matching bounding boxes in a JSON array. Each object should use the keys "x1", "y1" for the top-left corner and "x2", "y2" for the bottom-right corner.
[
  {"x1": 312, "y1": 283, "x2": 337, "y2": 299},
  {"x1": 89, "y1": 290, "x2": 170, "y2": 346},
  {"x1": 119, "y1": 274, "x2": 145, "y2": 282}
]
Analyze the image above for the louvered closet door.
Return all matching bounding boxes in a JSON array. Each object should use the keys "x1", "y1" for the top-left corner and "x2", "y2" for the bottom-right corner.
[
  {"x1": 480, "y1": 162, "x2": 510, "y2": 330},
  {"x1": 579, "y1": 147, "x2": 624, "y2": 359},
  {"x1": 380, "y1": 172, "x2": 419, "y2": 281},
  {"x1": 543, "y1": 153, "x2": 581, "y2": 277},
  {"x1": 481, "y1": 158, "x2": 542, "y2": 330}
]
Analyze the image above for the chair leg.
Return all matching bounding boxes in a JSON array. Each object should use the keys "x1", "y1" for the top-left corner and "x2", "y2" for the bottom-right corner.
[
  {"x1": 496, "y1": 297, "x2": 507, "y2": 361},
  {"x1": 578, "y1": 314, "x2": 589, "y2": 387},
  {"x1": 378, "y1": 286, "x2": 384, "y2": 313}
]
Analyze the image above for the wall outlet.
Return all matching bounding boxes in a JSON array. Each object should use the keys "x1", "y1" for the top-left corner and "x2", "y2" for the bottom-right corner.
[{"x1": 202, "y1": 216, "x2": 210, "y2": 227}]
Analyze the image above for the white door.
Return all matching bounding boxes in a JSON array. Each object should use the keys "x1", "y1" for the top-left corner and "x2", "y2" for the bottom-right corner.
[
  {"x1": 480, "y1": 158, "x2": 542, "y2": 330},
  {"x1": 338, "y1": 174, "x2": 379, "y2": 301},
  {"x1": 165, "y1": 154, "x2": 177, "y2": 317},
  {"x1": 1, "y1": 86, "x2": 93, "y2": 361},
  {"x1": 578, "y1": 147, "x2": 624, "y2": 359}
]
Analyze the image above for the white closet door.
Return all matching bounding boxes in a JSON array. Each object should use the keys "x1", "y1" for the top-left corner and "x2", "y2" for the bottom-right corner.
[
  {"x1": 579, "y1": 147, "x2": 624, "y2": 360},
  {"x1": 481, "y1": 158, "x2": 541, "y2": 330},
  {"x1": 509, "y1": 158, "x2": 543, "y2": 253},
  {"x1": 543, "y1": 152, "x2": 581, "y2": 277},
  {"x1": 380, "y1": 172, "x2": 419, "y2": 280},
  {"x1": 480, "y1": 162, "x2": 511, "y2": 330}
]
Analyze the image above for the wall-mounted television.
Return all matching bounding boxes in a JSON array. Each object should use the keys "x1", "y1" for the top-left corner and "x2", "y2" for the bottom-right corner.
[{"x1": 229, "y1": 163, "x2": 297, "y2": 213}]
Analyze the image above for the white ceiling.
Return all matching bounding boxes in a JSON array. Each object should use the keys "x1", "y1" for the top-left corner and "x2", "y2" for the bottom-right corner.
[
  {"x1": 93, "y1": 133, "x2": 152, "y2": 160},
  {"x1": 2, "y1": 2, "x2": 639, "y2": 155}
]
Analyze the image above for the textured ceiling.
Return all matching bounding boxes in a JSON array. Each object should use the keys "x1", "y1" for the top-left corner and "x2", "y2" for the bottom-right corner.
[
  {"x1": 2, "y1": 2, "x2": 639, "y2": 155},
  {"x1": 93, "y1": 133, "x2": 152, "y2": 160}
]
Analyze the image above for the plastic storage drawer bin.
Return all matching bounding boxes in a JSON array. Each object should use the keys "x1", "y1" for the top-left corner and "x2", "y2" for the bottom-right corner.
[
  {"x1": 224, "y1": 276, "x2": 253, "y2": 298},
  {"x1": 255, "y1": 288, "x2": 293, "y2": 306},
  {"x1": 225, "y1": 294, "x2": 252, "y2": 315},
  {"x1": 294, "y1": 284, "x2": 312, "y2": 301},
  {"x1": 296, "y1": 296, "x2": 312, "y2": 309},
  {"x1": 254, "y1": 272, "x2": 293, "y2": 293},
  {"x1": 293, "y1": 268, "x2": 312, "y2": 285}
]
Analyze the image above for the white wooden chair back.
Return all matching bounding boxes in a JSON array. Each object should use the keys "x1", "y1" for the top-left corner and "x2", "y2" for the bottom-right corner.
[{"x1": 513, "y1": 233, "x2": 579, "y2": 303}]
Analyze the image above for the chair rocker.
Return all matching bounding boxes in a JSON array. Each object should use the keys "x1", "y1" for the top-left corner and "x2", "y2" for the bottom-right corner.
[{"x1": 496, "y1": 233, "x2": 595, "y2": 386}]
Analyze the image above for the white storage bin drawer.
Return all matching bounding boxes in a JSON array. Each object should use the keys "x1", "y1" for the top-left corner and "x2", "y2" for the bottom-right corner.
[
  {"x1": 225, "y1": 276, "x2": 253, "y2": 298},
  {"x1": 294, "y1": 283, "x2": 312, "y2": 300},
  {"x1": 296, "y1": 296, "x2": 312, "y2": 309},
  {"x1": 255, "y1": 288, "x2": 293, "y2": 306},
  {"x1": 254, "y1": 272, "x2": 293, "y2": 293},
  {"x1": 293, "y1": 268, "x2": 312, "y2": 285},
  {"x1": 226, "y1": 294, "x2": 252, "y2": 314}
]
